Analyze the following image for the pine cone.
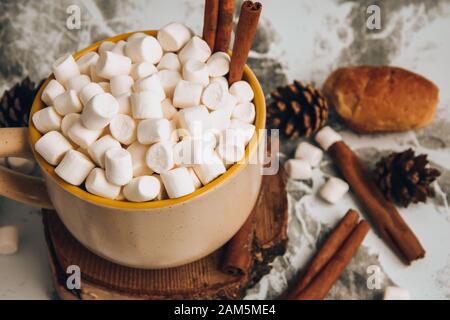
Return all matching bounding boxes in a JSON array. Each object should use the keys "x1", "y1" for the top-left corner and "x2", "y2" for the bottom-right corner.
[
  {"x1": 0, "y1": 77, "x2": 45, "y2": 128},
  {"x1": 267, "y1": 80, "x2": 328, "y2": 139},
  {"x1": 374, "y1": 149, "x2": 441, "y2": 207}
]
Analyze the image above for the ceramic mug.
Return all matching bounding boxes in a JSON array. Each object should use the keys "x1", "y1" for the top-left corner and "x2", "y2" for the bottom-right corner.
[{"x1": 0, "y1": 30, "x2": 265, "y2": 269}]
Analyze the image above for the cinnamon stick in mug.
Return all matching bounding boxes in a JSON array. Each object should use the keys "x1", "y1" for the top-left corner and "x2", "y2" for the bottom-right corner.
[
  {"x1": 214, "y1": 0, "x2": 235, "y2": 52},
  {"x1": 228, "y1": 1, "x2": 262, "y2": 84},
  {"x1": 203, "y1": 0, "x2": 219, "y2": 50}
]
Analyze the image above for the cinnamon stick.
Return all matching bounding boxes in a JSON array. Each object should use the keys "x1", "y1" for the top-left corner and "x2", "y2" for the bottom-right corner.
[
  {"x1": 214, "y1": 0, "x2": 235, "y2": 53},
  {"x1": 228, "y1": 1, "x2": 262, "y2": 84},
  {"x1": 285, "y1": 210, "x2": 360, "y2": 299},
  {"x1": 202, "y1": 0, "x2": 219, "y2": 50},
  {"x1": 329, "y1": 141, "x2": 426, "y2": 264},
  {"x1": 296, "y1": 220, "x2": 370, "y2": 300}
]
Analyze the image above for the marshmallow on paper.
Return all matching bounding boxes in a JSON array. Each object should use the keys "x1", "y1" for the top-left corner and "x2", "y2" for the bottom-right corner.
[
  {"x1": 41, "y1": 80, "x2": 65, "y2": 106},
  {"x1": 206, "y1": 52, "x2": 230, "y2": 77},
  {"x1": 0, "y1": 226, "x2": 19, "y2": 255},
  {"x1": 182, "y1": 60, "x2": 209, "y2": 87},
  {"x1": 127, "y1": 142, "x2": 153, "y2": 177},
  {"x1": 68, "y1": 120, "x2": 103, "y2": 149},
  {"x1": 229, "y1": 119, "x2": 255, "y2": 144},
  {"x1": 110, "y1": 75, "x2": 134, "y2": 97},
  {"x1": 383, "y1": 286, "x2": 410, "y2": 300},
  {"x1": 76, "y1": 51, "x2": 99, "y2": 75},
  {"x1": 315, "y1": 126, "x2": 342, "y2": 151},
  {"x1": 116, "y1": 93, "x2": 132, "y2": 115},
  {"x1": 285, "y1": 159, "x2": 312, "y2": 180},
  {"x1": 160, "y1": 167, "x2": 196, "y2": 199},
  {"x1": 35, "y1": 131, "x2": 73, "y2": 165},
  {"x1": 161, "y1": 99, "x2": 177, "y2": 120},
  {"x1": 188, "y1": 167, "x2": 202, "y2": 189},
  {"x1": 67, "y1": 74, "x2": 91, "y2": 93},
  {"x1": 145, "y1": 141, "x2": 174, "y2": 173},
  {"x1": 125, "y1": 35, "x2": 163, "y2": 64},
  {"x1": 109, "y1": 114, "x2": 137, "y2": 145},
  {"x1": 32, "y1": 106, "x2": 61, "y2": 134},
  {"x1": 172, "y1": 80, "x2": 203, "y2": 109},
  {"x1": 158, "y1": 70, "x2": 182, "y2": 98},
  {"x1": 79, "y1": 82, "x2": 104, "y2": 106},
  {"x1": 98, "y1": 41, "x2": 115, "y2": 54},
  {"x1": 202, "y1": 82, "x2": 229, "y2": 111},
  {"x1": 87, "y1": 134, "x2": 121, "y2": 168},
  {"x1": 81, "y1": 93, "x2": 119, "y2": 130},
  {"x1": 95, "y1": 51, "x2": 132, "y2": 79},
  {"x1": 178, "y1": 36, "x2": 211, "y2": 64},
  {"x1": 130, "y1": 62, "x2": 157, "y2": 80},
  {"x1": 133, "y1": 74, "x2": 166, "y2": 101},
  {"x1": 232, "y1": 102, "x2": 255, "y2": 124},
  {"x1": 85, "y1": 168, "x2": 121, "y2": 200},
  {"x1": 54, "y1": 90, "x2": 82, "y2": 115},
  {"x1": 157, "y1": 52, "x2": 181, "y2": 72},
  {"x1": 320, "y1": 177, "x2": 349, "y2": 204},
  {"x1": 105, "y1": 147, "x2": 133, "y2": 186},
  {"x1": 127, "y1": 32, "x2": 147, "y2": 41},
  {"x1": 157, "y1": 22, "x2": 191, "y2": 52},
  {"x1": 217, "y1": 129, "x2": 246, "y2": 164},
  {"x1": 61, "y1": 113, "x2": 81, "y2": 137},
  {"x1": 52, "y1": 54, "x2": 80, "y2": 86},
  {"x1": 55, "y1": 150, "x2": 95, "y2": 185},
  {"x1": 138, "y1": 118, "x2": 171, "y2": 145},
  {"x1": 130, "y1": 91, "x2": 163, "y2": 119},
  {"x1": 111, "y1": 40, "x2": 127, "y2": 55},
  {"x1": 229, "y1": 81, "x2": 254, "y2": 103},
  {"x1": 123, "y1": 176, "x2": 161, "y2": 202},
  {"x1": 193, "y1": 151, "x2": 226, "y2": 185},
  {"x1": 295, "y1": 142, "x2": 323, "y2": 167},
  {"x1": 177, "y1": 106, "x2": 210, "y2": 137}
]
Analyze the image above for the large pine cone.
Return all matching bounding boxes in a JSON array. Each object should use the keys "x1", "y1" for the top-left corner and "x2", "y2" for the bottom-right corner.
[
  {"x1": 0, "y1": 77, "x2": 45, "y2": 127},
  {"x1": 374, "y1": 149, "x2": 441, "y2": 207},
  {"x1": 267, "y1": 80, "x2": 328, "y2": 139}
]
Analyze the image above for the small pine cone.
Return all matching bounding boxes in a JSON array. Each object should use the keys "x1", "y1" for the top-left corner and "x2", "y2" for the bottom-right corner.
[
  {"x1": 267, "y1": 80, "x2": 328, "y2": 139},
  {"x1": 0, "y1": 77, "x2": 45, "y2": 128},
  {"x1": 374, "y1": 149, "x2": 441, "y2": 207}
]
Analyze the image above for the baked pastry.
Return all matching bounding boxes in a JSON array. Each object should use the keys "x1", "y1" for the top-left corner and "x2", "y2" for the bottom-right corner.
[{"x1": 323, "y1": 66, "x2": 439, "y2": 133}]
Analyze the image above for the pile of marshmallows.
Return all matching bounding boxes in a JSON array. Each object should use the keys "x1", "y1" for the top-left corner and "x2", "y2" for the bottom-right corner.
[
  {"x1": 284, "y1": 126, "x2": 350, "y2": 204},
  {"x1": 32, "y1": 22, "x2": 256, "y2": 202}
]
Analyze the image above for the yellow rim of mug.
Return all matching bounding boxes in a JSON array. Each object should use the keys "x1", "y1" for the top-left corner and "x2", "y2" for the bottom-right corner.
[{"x1": 29, "y1": 30, "x2": 266, "y2": 209}]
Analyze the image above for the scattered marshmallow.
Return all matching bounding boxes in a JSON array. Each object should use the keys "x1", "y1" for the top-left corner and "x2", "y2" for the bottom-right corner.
[
  {"x1": 177, "y1": 106, "x2": 210, "y2": 137},
  {"x1": 178, "y1": 36, "x2": 211, "y2": 64},
  {"x1": 130, "y1": 91, "x2": 163, "y2": 119},
  {"x1": 68, "y1": 120, "x2": 103, "y2": 149},
  {"x1": 130, "y1": 62, "x2": 157, "y2": 80},
  {"x1": 157, "y1": 22, "x2": 191, "y2": 52},
  {"x1": 172, "y1": 80, "x2": 203, "y2": 109},
  {"x1": 320, "y1": 177, "x2": 349, "y2": 204},
  {"x1": 54, "y1": 90, "x2": 82, "y2": 115},
  {"x1": 32, "y1": 106, "x2": 62, "y2": 134},
  {"x1": 52, "y1": 54, "x2": 80, "y2": 86},
  {"x1": 79, "y1": 82, "x2": 104, "y2": 106},
  {"x1": 85, "y1": 168, "x2": 121, "y2": 200},
  {"x1": 285, "y1": 159, "x2": 312, "y2": 180},
  {"x1": 55, "y1": 150, "x2": 95, "y2": 185},
  {"x1": 0, "y1": 226, "x2": 19, "y2": 255},
  {"x1": 182, "y1": 60, "x2": 209, "y2": 86},
  {"x1": 81, "y1": 93, "x2": 119, "y2": 130},
  {"x1": 95, "y1": 51, "x2": 132, "y2": 79},
  {"x1": 217, "y1": 129, "x2": 246, "y2": 164},
  {"x1": 61, "y1": 113, "x2": 81, "y2": 137},
  {"x1": 157, "y1": 52, "x2": 181, "y2": 72},
  {"x1": 206, "y1": 52, "x2": 230, "y2": 77},
  {"x1": 116, "y1": 93, "x2": 132, "y2": 115},
  {"x1": 383, "y1": 286, "x2": 410, "y2": 300},
  {"x1": 111, "y1": 40, "x2": 127, "y2": 55},
  {"x1": 158, "y1": 70, "x2": 182, "y2": 97},
  {"x1": 188, "y1": 167, "x2": 202, "y2": 189},
  {"x1": 127, "y1": 142, "x2": 153, "y2": 177},
  {"x1": 133, "y1": 74, "x2": 166, "y2": 101},
  {"x1": 110, "y1": 75, "x2": 134, "y2": 97},
  {"x1": 125, "y1": 35, "x2": 163, "y2": 64},
  {"x1": 229, "y1": 119, "x2": 255, "y2": 144},
  {"x1": 232, "y1": 102, "x2": 255, "y2": 124},
  {"x1": 202, "y1": 82, "x2": 229, "y2": 110},
  {"x1": 123, "y1": 176, "x2": 161, "y2": 202},
  {"x1": 193, "y1": 151, "x2": 226, "y2": 185},
  {"x1": 146, "y1": 141, "x2": 174, "y2": 173},
  {"x1": 295, "y1": 142, "x2": 323, "y2": 167},
  {"x1": 109, "y1": 114, "x2": 137, "y2": 145},
  {"x1": 161, "y1": 98, "x2": 177, "y2": 120},
  {"x1": 315, "y1": 126, "x2": 342, "y2": 151},
  {"x1": 160, "y1": 167, "x2": 196, "y2": 198},
  {"x1": 105, "y1": 147, "x2": 133, "y2": 186},
  {"x1": 35, "y1": 131, "x2": 73, "y2": 165},
  {"x1": 87, "y1": 134, "x2": 121, "y2": 168},
  {"x1": 98, "y1": 41, "x2": 115, "y2": 54},
  {"x1": 41, "y1": 79, "x2": 65, "y2": 106},
  {"x1": 67, "y1": 74, "x2": 91, "y2": 93},
  {"x1": 138, "y1": 118, "x2": 171, "y2": 145},
  {"x1": 229, "y1": 81, "x2": 254, "y2": 103},
  {"x1": 76, "y1": 51, "x2": 99, "y2": 75}
]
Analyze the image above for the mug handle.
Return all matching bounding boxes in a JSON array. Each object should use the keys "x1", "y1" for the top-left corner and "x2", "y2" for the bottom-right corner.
[{"x1": 0, "y1": 127, "x2": 53, "y2": 209}]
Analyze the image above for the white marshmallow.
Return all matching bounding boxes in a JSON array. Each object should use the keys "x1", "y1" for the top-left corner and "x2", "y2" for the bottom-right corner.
[
  {"x1": 52, "y1": 54, "x2": 80, "y2": 86},
  {"x1": 138, "y1": 118, "x2": 171, "y2": 145},
  {"x1": 206, "y1": 52, "x2": 230, "y2": 77},
  {"x1": 68, "y1": 120, "x2": 103, "y2": 149},
  {"x1": 55, "y1": 150, "x2": 95, "y2": 185},
  {"x1": 172, "y1": 80, "x2": 203, "y2": 108},
  {"x1": 105, "y1": 147, "x2": 133, "y2": 186},
  {"x1": 32, "y1": 107, "x2": 61, "y2": 134},
  {"x1": 193, "y1": 151, "x2": 226, "y2": 185},
  {"x1": 98, "y1": 82, "x2": 111, "y2": 93},
  {"x1": 35, "y1": 131, "x2": 73, "y2": 165},
  {"x1": 209, "y1": 109, "x2": 231, "y2": 135},
  {"x1": 67, "y1": 74, "x2": 91, "y2": 93},
  {"x1": 130, "y1": 91, "x2": 163, "y2": 119},
  {"x1": 76, "y1": 51, "x2": 99, "y2": 75},
  {"x1": 158, "y1": 70, "x2": 182, "y2": 98},
  {"x1": 182, "y1": 60, "x2": 209, "y2": 86},
  {"x1": 130, "y1": 62, "x2": 157, "y2": 80},
  {"x1": 110, "y1": 75, "x2": 134, "y2": 97},
  {"x1": 161, "y1": 98, "x2": 177, "y2": 120},
  {"x1": 177, "y1": 106, "x2": 210, "y2": 137},
  {"x1": 202, "y1": 82, "x2": 229, "y2": 110},
  {"x1": 178, "y1": 36, "x2": 211, "y2": 64},
  {"x1": 53, "y1": 90, "x2": 82, "y2": 115},
  {"x1": 85, "y1": 168, "x2": 121, "y2": 200},
  {"x1": 109, "y1": 114, "x2": 137, "y2": 145},
  {"x1": 217, "y1": 129, "x2": 246, "y2": 164},
  {"x1": 320, "y1": 177, "x2": 349, "y2": 204},
  {"x1": 127, "y1": 32, "x2": 147, "y2": 41},
  {"x1": 160, "y1": 167, "x2": 196, "y2": 198},
  {"x1": 210, "y1": 76, "x2": 229, "y2": 91},
  {"x1": 123, "y1": 176, "x2": 161, "y2": 202},
  {"x1": 95, "y1": 51, "x2": 132, "y2": 80},
  {"x1": 232, "y1": 102, "x2": 256, "y2": 124},
  {"x1": 79, "y1": 82, "x2": 104, "y2": 106},
  {"x1": 98, "y1": 41, "x2": 115, "y2": 54},
  {"x1": 295, "y1": 142, "x2": 323, "y2": 167},
  {"x1": 0, "y1": 226, "x2": 19, "y2": 255},
  {"x1": 157, "y1": 52, "x2": 181, "y2": 72},
  {"x1": 315, "y1": 126, "x2": 342, "y2": 151},
  {"x1": 41, "y1": 79, "x2": 65, "y2": 106},
  {"x1": 285, "y1": 159, "x2": 312, "y2": 180},
  {"x1": 229, "y1": 81, "x2": 254, "y2": 103},
  {"x1": 61, "y1": 113, "x2": 81, "y2": 137},
  {"x1": 229, "y1": 119, "x2": 255, "y2": 144},
  {"x1": 125, "y1": 35, "x2": 163, "y2": 64},
  {"x1": 116, "y1": 93, "x2": 131, "y2": 115},
  {"x1": 111, "y1": 40, "x2": 127, "y2": 55},
  {"x1": 145, "y1": 141, "x2": 174, "y2": 173},
  {"x1": 87, "y1": 134, "x2": 121, "y2": 168},
  {"x1": 222, "y1": 93, "x2": 238, "y2": 114},
  {"x1": 152, "y1": 174, "x2": 168, "y2": 200},
  {"x1": 383, "y1": 286, "x2": 410, "y2": 300},
  {"x1": 133, "y1": 74, "x2": 166, "y2": 101},
  {"x1": 157, "y1": 22, "x2": 192, "y2": 52},
  {"x1": 81, "y1": 93, "x2": 119, "y2": 130},
  {"x1": 188, "y1": 167, "x2": 202, "y2": 189},
  {"x1": 127, "y1": 142, "x2": 153, "y2": 177}
]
